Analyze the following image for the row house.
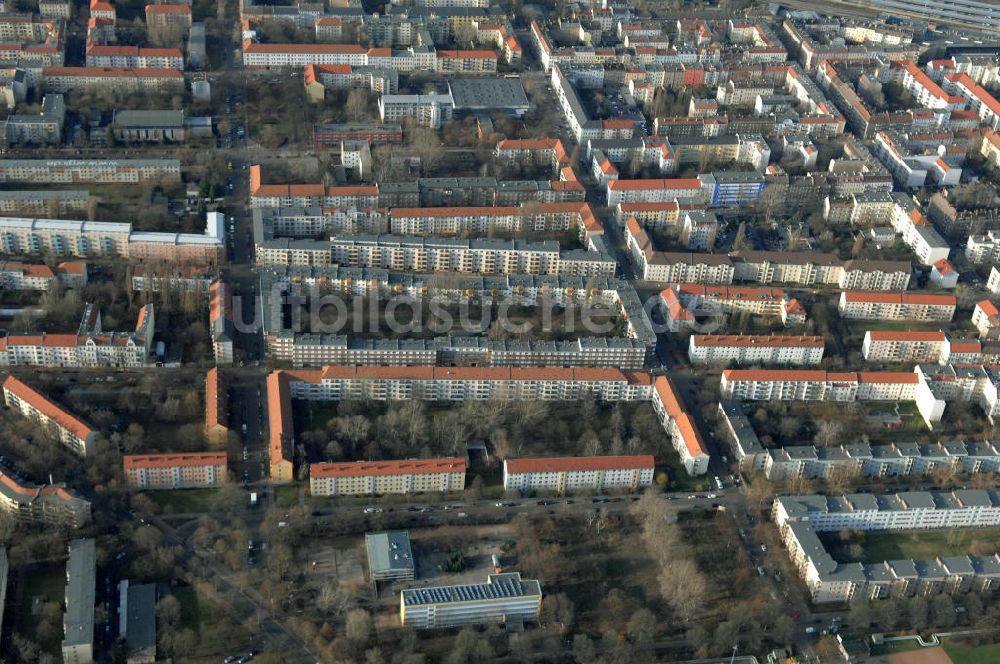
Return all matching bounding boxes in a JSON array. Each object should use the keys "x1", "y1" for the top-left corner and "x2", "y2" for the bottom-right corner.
[{"x1": 0, "y1": 189, "x2": 89, "y2": 216}]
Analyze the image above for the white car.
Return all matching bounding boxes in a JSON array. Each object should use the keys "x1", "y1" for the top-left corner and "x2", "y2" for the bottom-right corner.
[{"x1": 362, "y1": 507, "x2": 378, "y2": 514}]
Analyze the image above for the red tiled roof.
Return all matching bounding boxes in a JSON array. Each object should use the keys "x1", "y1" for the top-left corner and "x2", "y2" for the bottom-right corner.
[
  {"x1": 505, "y1": 455, "x2": 653, "y2": 474},
  {"x1": 2, "y1": 376, "x2": 94, "y2": 441},
  {"x1": 692, "y1": 334, "x2": 823, "y2": 348},
  {"x1": 608, "y1": 178, "x2": 703, "y2": 190},
  {"x1": 866, "y1": 330, "x2": 946, "y2": 342},
  {"x1": 311, "y1": 457, "x2": 466, "y2": 478},
  {"x1": 123, "y1": 452, "x2": 227, "y2": 469}
]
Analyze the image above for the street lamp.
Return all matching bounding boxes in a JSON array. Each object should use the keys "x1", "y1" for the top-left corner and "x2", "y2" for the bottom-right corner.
[{"x1": 730, "y1": 645, "x2": 738, "y2": 664}]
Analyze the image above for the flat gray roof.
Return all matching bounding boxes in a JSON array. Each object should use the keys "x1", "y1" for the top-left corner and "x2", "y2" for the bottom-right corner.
[
  {"x1": 63, "y1": 538, "x2": 95, "y2": 650},
  {"x1": 450, "y1": 78, "x2": 530, "y2": 111},
  {"x1": 366, "y1": 531, "x2": 414, "y2": 576},
  {"x1": 113, "y1": 110, "x2": 184, "y2": 129},
  {"x1": 125, "y1": 583, "x2": 156, "y2": 660}
]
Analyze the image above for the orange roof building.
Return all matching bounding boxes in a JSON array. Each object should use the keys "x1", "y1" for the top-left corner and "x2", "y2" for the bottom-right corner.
[
  {"x1": 0, "y1": 470, "x2": 91, "y2": 527},
  {"x1": 204, "y1": 368, "x2": 230, "y2": 445},
  {"x1": 503, "y1": 455, "x2": 654, "y2": 491},
  {"x1": 2, "y1": 376, "x2": 97, "y2": 456},
  {"x1": 123, "y1": 452, "x2": 228, "y2": 489},
  {"x1": 309, "y1": 458, "x2": 466, "y2": 496}
]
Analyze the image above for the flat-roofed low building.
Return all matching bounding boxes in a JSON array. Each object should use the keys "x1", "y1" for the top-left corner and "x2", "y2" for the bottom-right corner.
[
  {"x1": 2, "y1": 376, "x2": 97, "y2": 456},
  {"x1": 503, "y1": 455, "x2": 654, "y2": 492},
  {"x1": 112, "y1": 109, "x2": 185, "y2": 142},
  {"x1": 123, "y1": 582, "x2": 156, "y2": 664},
  {"x1": 838, "y1": 291, "x2": 956, "y2": 322},
  {"x1": 366, "y1": 531, "x2": 415, "y2": 582},
  {"x1": 310, "y1": 458, "x2": 466, "y2": 496},
  {"x1": 0, "y1": 469, "x2": 91, "y2": 527},
  {"x1": 400, "y1": 572, "x2": 541, "y2": 629},
  {"x1": 123, "y1": 452, "x2": 228, "y2": 489},
  {"x1": 62, "y1": 538, "x2": 95, "y2": 664}
]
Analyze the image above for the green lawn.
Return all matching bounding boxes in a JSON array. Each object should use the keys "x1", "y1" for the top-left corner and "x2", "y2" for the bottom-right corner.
[
  {"x1": 943, "y1": 641, "x2": 1000, "y2": 664},
  {"x1": 146, "y1": 488, "x2": 220, "y2": 513},
  {"x1": 824, "y1": 527, "x2": 1000, "y2": 563},
  {"x1": 174, "y1": 585, "x2": 213, "y2": 633}
]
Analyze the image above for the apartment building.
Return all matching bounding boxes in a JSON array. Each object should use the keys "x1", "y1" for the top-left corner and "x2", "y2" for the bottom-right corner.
[
  {"x1": 720, "y1": 369, "x2": 922, "y2": 404},
  {"x1": 400, "y1": 572, "x2": 542, "y2": 629},
  {"x1": 0, "y1": 470, "x2": 91, "y2": 527},
  {"x1": 944, "y1": 73, "x2": 1000, "y2": 131},
  {"x1": 625, "y1": 218, "x2": 910, "y2": 289},
  {"x1": 0, "y1": 303, "x2": 155, "y2": 368},
  {"x1": 688, "y1": 335, "x2": 824, "y2": 366},
  {"x1": 606, "y1": 177, "x2": 709, "y2": 207},
  {"x1": 62, "y1": 538, "x2": 95, "y2": 664},
  {"x1": 502, "y1": 455, "x2": 654, "y2": 493},
  {"x1": 131, "y1": 266, "x2": 213, "y2": 294},
  {"x1": 387, "y1": 202, "x2": 600, "y2": 237},
  {"x1": 763, "y1": 440, "x2": 1000, "y2": 482},
  {"x1": 2, "y1": 376, "x2": 97, "y2": 456},
  {"x1": 650, "y1": 375, "x2": 710, "y2": 475},
  {"x1": 42, "y1": 67, "x2": 185, "y2": 95},
  {"x1": 862, "y1": 331, "x2": 948, "y2": 363},
  {"x1": 123, "y1": 453, "x2": 228, "y2": 489},
  {"x1": 309, "y1": 458, "x2": 467, "y2": 496},
  {"x1": 773, "y1": 491, "x2": 1000, "y2": 603},
  {"x1": 973, "y1": 300, "x2": 1000, "y2": 339},
  {"x1": 966, "y1": 230, "x2": 1000, "y2": 266},
  {"x1": 378, "y1": 92, "x2": 454, "y2": 129},
  {"x1": 494, "y1": 138, "x2": 571, "y2": 176},
  {"x1": 145, "y1": 4, "x2": 192, "y2": 42},
  {"x1": 204, "y1": 368, "x2": 230, "y2": 445},
  {"x1": 0, "y1": 159, "x2": 181, "y2": 184},
  {"x1": 838, "y1": 292, "x2": 956, "y2": 322},
  {"x1": 0, "y1": 261, "x2": 86, "y2": 290},
  {"x1": 85, "y1": 45, "x2": 184, "y2": 69},
  {"x1": 209, "y1": 280, "x2": 234, "y2": 365},
  {"x1": 311, "y1": 122, "x2": 403, "y2": 147},
  {"x1": 269, "y1": 367, "x2": 662, "y2": 480},
  {"x1": 3, "y1": 93, "x2": 64, "y2": 144},
  {"x1": 0, "y1": 189, "x2": 89, "y2": 215}
]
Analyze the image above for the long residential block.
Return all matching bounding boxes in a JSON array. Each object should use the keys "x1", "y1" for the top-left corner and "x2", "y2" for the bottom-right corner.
[
  {"x1": 688, "y1": 334, "x2": 824, "y2": 366},
  {"x1": 502, "y1": 455, "x2": 654, "y2": 492},
  {"x1": 62, "y1": 538, "x2": 95, "y2": 664},
  {"x1": 774, "y1": 492, "x2": 1000, "y2": 603},
  {"x1": 309, "y1": 458, "x2": 466, "y2": 496},
  {"x1": 123, "y1": 453, "x2": 228, "y2": 489},
  {"x1": 838, "y1": 291, "x2": 956, "y2": 322},
  {"x1": 2, "y1": 376, "x2": 97, "y2": 456}
]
